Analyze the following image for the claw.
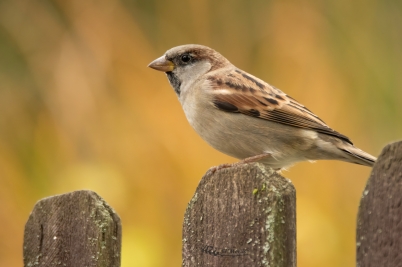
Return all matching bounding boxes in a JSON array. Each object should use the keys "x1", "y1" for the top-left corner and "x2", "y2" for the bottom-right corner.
[
  {"x1": 207, "y1": 163, "x2": 233, "y2": 174},
  {"x1": 207, "y1": 153, "x2": 272, "y2": 175}
]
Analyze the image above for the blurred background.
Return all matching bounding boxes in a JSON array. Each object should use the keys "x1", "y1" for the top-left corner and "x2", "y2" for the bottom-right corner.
[{"x1": 0, "y1": 0, "x2": 401, "y2": 266}]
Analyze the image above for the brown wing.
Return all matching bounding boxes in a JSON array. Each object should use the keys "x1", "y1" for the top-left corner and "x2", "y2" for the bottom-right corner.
[{"x1": 208, "y1": 68, "x2": 353, "y2": 145}]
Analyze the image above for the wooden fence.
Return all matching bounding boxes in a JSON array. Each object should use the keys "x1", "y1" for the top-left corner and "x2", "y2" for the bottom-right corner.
[{"x1": 23, "y1": 141, "x2": 402, "y2": 267}]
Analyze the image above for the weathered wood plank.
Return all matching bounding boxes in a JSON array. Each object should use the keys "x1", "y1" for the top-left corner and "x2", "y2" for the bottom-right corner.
[
  {"x1": 182, "y1": 163, "x2": 296, "y2": 267},
  {"x1": 23, "y1": 190, "x2": 122, "y2": 267},
  {"x1": 356, "y1": 141, "x2": 402, "y2": 267}
]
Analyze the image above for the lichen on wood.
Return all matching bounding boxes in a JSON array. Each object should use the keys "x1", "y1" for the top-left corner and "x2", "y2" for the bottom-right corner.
[{"x1": 182, "y1": 162, "x2": 296, "y2": 267}]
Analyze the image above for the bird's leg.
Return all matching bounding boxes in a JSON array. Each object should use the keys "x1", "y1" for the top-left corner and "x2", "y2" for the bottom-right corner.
[
  {"x1": 207, "y1": 153, "x2": 272, "y2": 174},
  {"x1": 241, "y1": 153, "x2": 272, "y2": 164}
]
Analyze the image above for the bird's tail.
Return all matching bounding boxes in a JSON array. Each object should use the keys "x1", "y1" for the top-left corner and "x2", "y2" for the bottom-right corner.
[{"x1": 338, "y1": 145, "x2": 377, "y2": 167}]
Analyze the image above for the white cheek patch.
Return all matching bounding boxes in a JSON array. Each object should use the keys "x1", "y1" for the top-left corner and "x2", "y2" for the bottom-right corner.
[
  {"x1": 184, "y1": 61, "x2": 212, "y2": 80},
  {"x1": 179, "y1": 61, "x2": 212, "y2": 95}
]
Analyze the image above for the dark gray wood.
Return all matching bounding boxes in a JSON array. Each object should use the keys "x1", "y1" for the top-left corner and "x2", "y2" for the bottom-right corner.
[
  {"x1": 23, "y1": 190, "x2": 121, "y2": 267},
  {"x1": 182, "y1": 163, "x2": 296, "y2": 267},
  {"x1": 356, "y1": 141, "x2": 402, "y2": 267}
]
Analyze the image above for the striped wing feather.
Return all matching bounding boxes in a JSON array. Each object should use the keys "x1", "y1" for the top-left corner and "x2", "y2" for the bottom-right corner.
[{"x1": 209, "y1": 69, "x2": 352, "y2": 145}]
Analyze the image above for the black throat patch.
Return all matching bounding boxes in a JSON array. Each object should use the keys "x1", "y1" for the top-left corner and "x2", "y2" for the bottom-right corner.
[{"x1": 166, "y1": 72, "x2": 182, "y2": 96}]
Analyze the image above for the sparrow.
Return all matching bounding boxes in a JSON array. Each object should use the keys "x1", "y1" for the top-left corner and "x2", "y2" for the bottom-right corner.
[{"x1": 148, "y1": 44, "x2": 376, "y2": 169}]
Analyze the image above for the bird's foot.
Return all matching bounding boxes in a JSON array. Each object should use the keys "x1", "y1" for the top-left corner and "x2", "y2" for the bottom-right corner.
[
  {"x1": 207, "y1": 153, "x2": 272, "y2": 174},
  {"x1": 207, "y1": 163, "x2": 234, "y2": 175}
]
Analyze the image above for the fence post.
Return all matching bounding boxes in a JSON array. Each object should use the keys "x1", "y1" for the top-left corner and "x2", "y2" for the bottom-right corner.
[
  {"x1": 182, "y1": 162, "x2": 296, "y2": 267},
  {"x1": 356, "y1": 141, "x2": 402, "y2": 267},
  {"x1": 23, "y1": 190, "x2": 122, "y2": 267}
]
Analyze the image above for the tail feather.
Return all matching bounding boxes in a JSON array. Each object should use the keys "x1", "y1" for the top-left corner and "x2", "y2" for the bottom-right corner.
[{"x1": 339, "y1": 146, "x2": 377, "y2": 167}]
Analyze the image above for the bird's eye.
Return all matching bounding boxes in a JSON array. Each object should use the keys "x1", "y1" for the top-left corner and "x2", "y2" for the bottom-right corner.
[{"x1": 180, "y1": 54, "x2": 192, "y2": 63}]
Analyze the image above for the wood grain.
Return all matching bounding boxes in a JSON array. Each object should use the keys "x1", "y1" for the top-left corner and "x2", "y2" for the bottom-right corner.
[
  {"x1": 182, "y1": 163, "x2": 296, "y2": 267},
  {"x1": 23, "y1": 190, "x2": 121, "y2": 267},
  {"x1": 357, "y1": 141, "x2": 402, "y2": 267}
]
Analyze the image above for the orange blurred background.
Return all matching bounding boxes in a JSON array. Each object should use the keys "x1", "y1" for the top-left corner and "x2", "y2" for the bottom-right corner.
[{"x1": 0, "y1": 0, "x2": 401, "y2": 266}]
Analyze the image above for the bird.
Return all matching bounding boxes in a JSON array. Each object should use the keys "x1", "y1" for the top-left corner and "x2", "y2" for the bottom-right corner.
[{"x1": 148, "y1": 44, "x2": 376, "y2": 170}]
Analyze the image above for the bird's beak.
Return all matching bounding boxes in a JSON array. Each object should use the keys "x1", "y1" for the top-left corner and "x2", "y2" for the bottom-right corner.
[{"x1": 148, "y1": 55, "x2": 175, "y2": 72}]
